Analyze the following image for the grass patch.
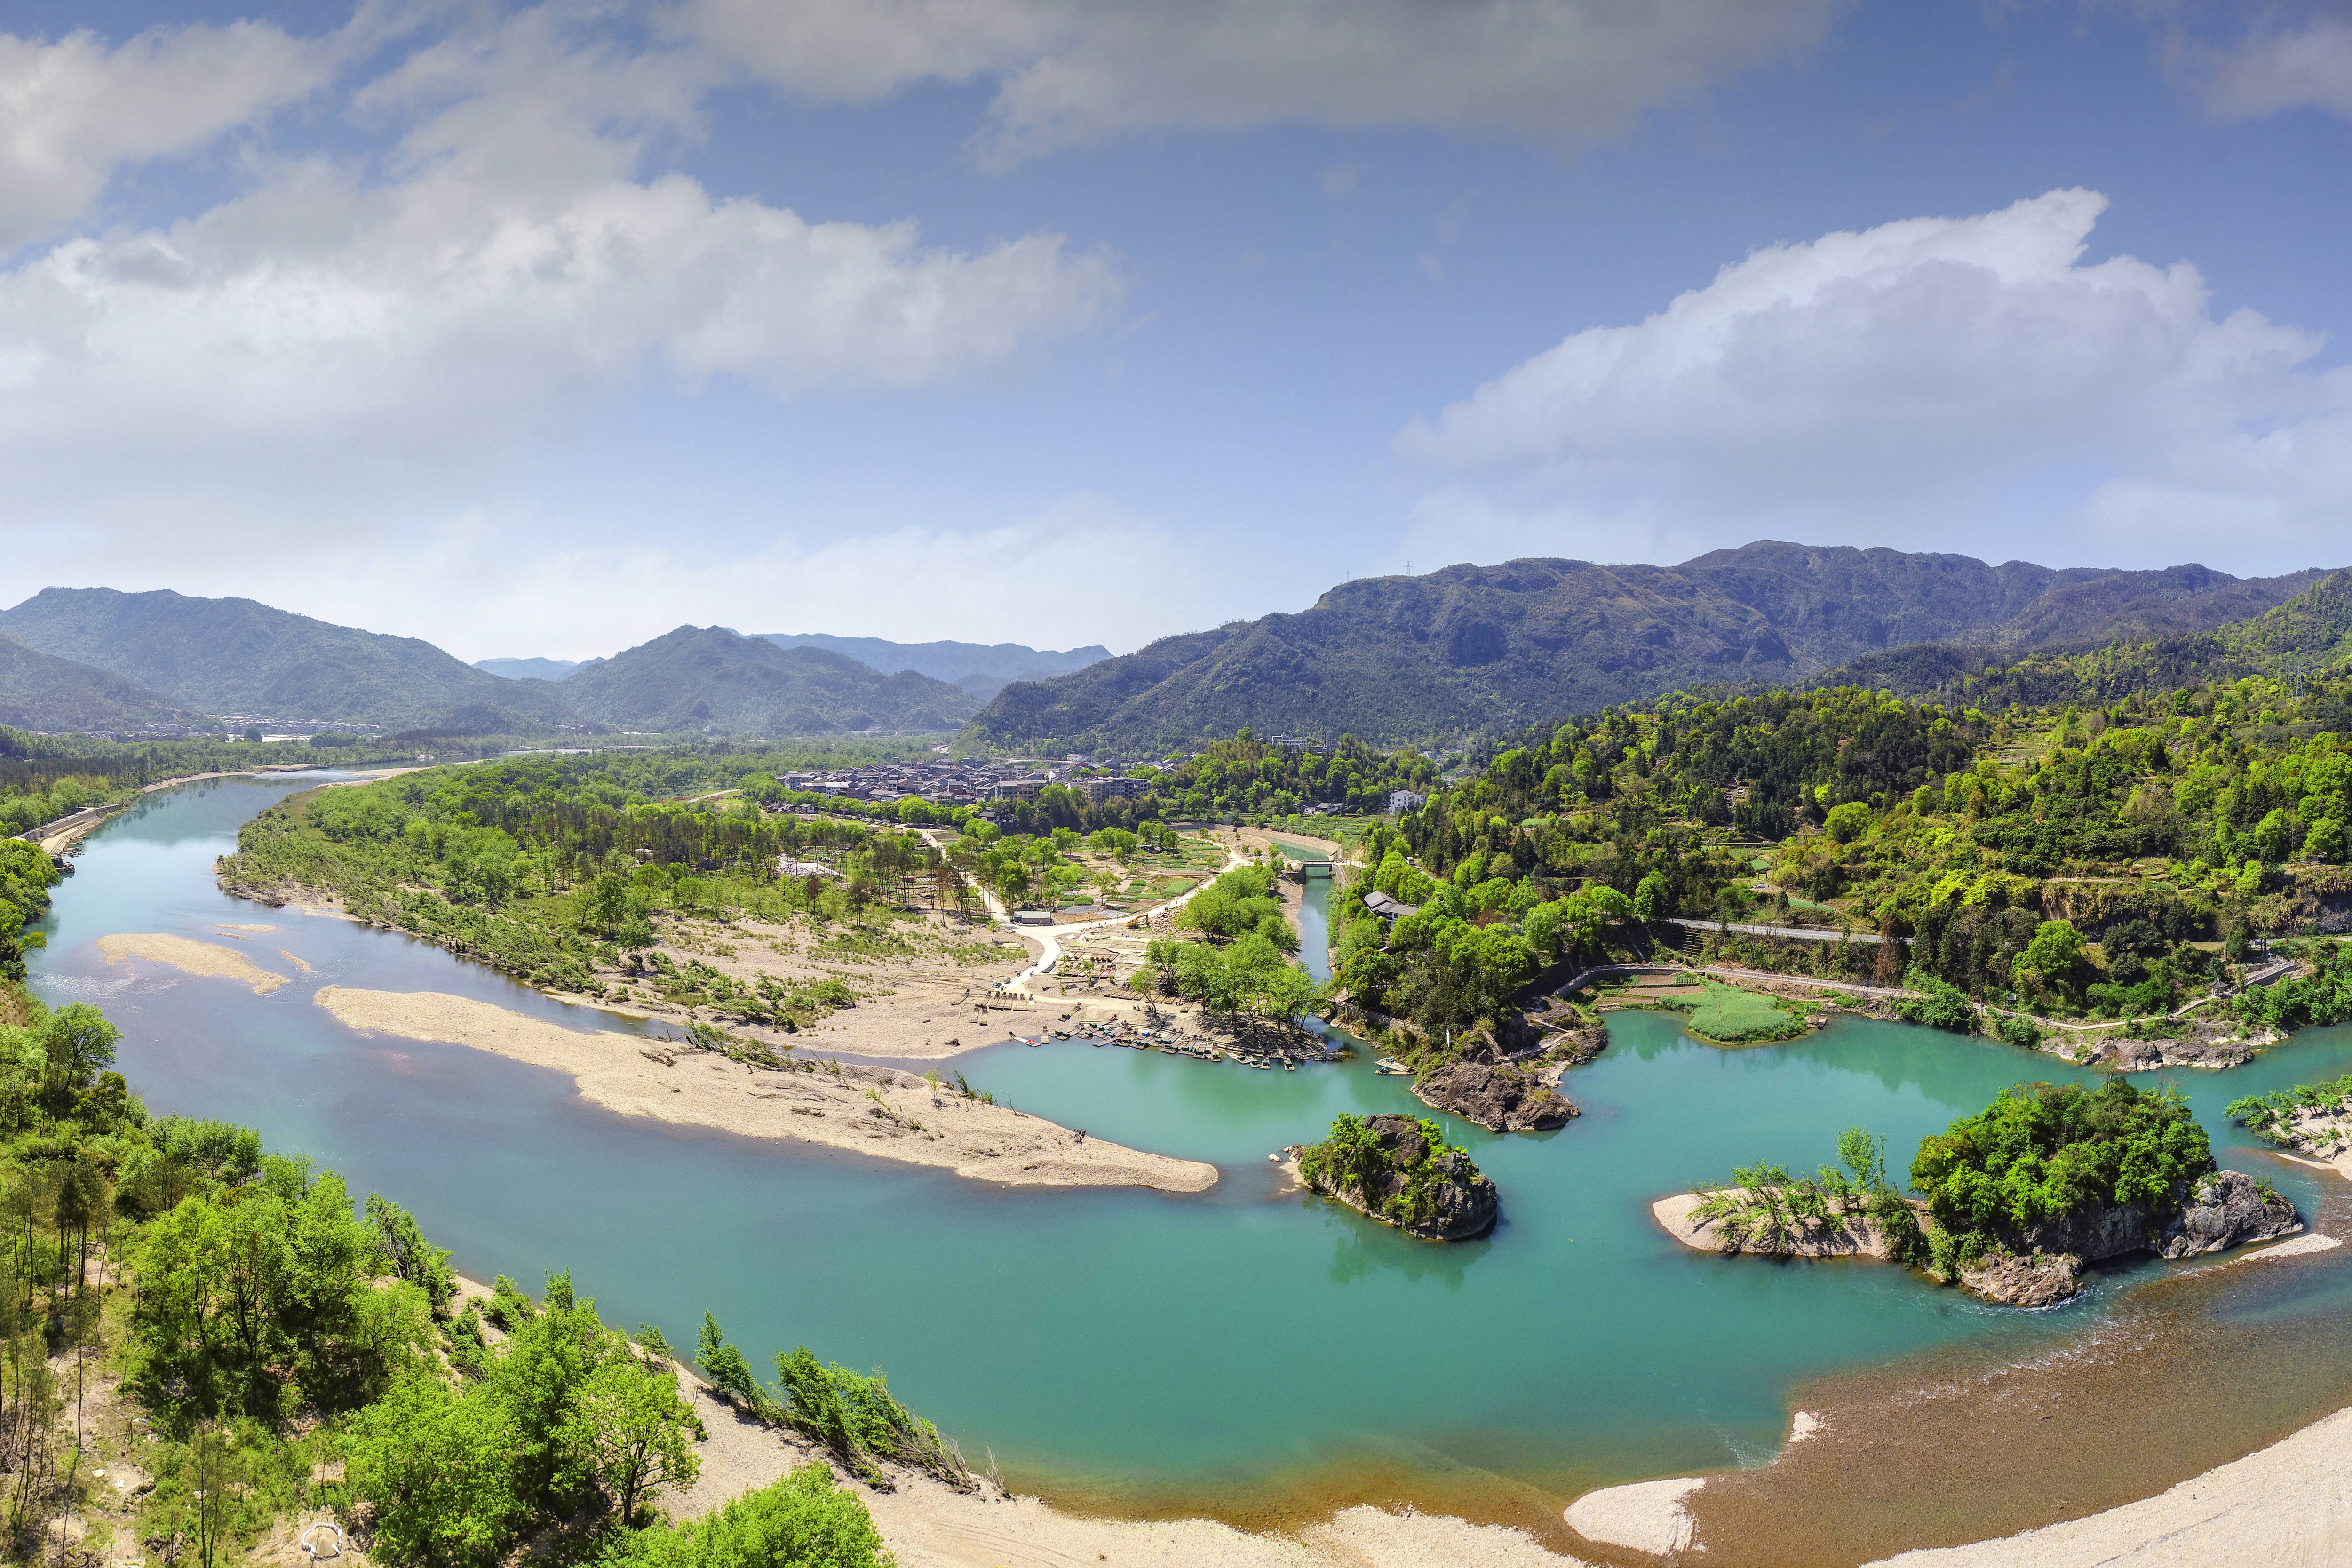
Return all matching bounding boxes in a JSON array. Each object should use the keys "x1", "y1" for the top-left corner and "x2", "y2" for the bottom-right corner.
[{"x1": 1677, "y1": 981, "x2": 1807, "y2": 1044}]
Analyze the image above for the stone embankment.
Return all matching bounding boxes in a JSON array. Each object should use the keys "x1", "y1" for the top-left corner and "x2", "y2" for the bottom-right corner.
[{"x1": 1295, "y1": 1113, "x2": 1498, "y2": 1242}]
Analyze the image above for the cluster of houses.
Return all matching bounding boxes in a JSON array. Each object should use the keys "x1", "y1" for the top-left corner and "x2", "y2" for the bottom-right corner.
[{"x1": 763, "y1": 753, "x2": 1188, "y2": 811}]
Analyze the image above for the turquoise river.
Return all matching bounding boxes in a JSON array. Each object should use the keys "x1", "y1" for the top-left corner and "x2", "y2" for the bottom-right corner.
[{"x1": 26, "y1": 776, "x2": 2352, "y2": 1537}]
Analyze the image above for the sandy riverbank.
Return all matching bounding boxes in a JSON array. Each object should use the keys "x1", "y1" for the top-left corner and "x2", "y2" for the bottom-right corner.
[
  {"x1": 1570, "y1": 1225, "x2": 2352, "y2": 1563},
  {"x1": 658, "y1": 1345, "x2": 1582, "y2": 1568},
  {"x1": 1863, "y1": 1402, "x2": 2352, "y2": 1565},
  {"x1": 97, "y1": 933, "x2": 290, "y2": 994},
  {"x1": 314, "y1": 987, "x2": 1216, "y2": 1192}
]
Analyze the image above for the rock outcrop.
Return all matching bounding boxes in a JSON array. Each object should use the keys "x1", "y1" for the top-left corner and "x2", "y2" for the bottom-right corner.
[
  {"x1": 1966, "y1": 1170, "x2": 2302, "y2": 1305},
  {"x1": 1300, "y1": 1113, "x2": 1498, "y2": 1242},
  {"x1": 1414, "y1": 1059, "x2": 1576, "y2": 1133},
  {"x1": 1961, "y1": 1249, "x2": 2083, "y2": 1308},
  {"x1": 2157, "y1": 1170, "x2": 2304, "y2": 1258},
  {"x1": 1653, "y1": 1170, "x2": 2303, "y2": 1307},
  {"x1": 2049, "y1": 1033, "x2": 2256, "y2": 1072}
]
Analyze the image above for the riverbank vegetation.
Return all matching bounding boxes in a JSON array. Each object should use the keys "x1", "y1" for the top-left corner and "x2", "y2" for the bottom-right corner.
[
  {"x1": 0, "y1": 840, "x2": 60, "y2": 981},
  {"x1": 1342, "y1": 626, "x2": 2352, "y2": 1046},
  {"x1": 1909, "y1": 1077, "x2": 2215, "y2": 1274},
  {"x1": 1136, "y1": 864, "x2": 1323, "y2": 1038},
  {"x1": 2228, "y1": 1070, "x2": 2352, "y2": 1148},
  {"x1": 1689, "y1": 1128, "x2": 1926, "y2": 1262},
  {"x1": 0, "y1": 979, "x2": 925, "y2": 1566},
  {"x1": 220, "y1": 757, "x2": 974, "y2": 1011}
]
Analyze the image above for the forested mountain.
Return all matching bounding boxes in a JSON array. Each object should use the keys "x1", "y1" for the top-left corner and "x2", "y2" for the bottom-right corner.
[
  {"x1": 756, "y1": 632, "x2": 1108, "y2": 699},
  {"x1": 558, "y1": 626, "x2": 981, "y2": 735},
  {"x1": 1815, "y1": 570, "x2": 2352, "y2": 709},
  {"x1": 960, "y1": 543, "x2": 2330, "y2": 751},
  {"x1": 0, "y1": 588, "x2": 586, "y2": 728},
  {"x1": 475, "y1": 656, "x2": 585, "y2": 681},
  {"x1": 0, "y1": 634, "x2": 191, "y2": 732}
]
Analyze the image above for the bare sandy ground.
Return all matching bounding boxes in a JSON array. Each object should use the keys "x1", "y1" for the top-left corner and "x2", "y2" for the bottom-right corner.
[
  {"x1": 1570, "y1": 1230, "x2": 2352, "y2": 1563},
  {"x1": 660, "y1": 1354, "x2": 1583, "y2": 1568},
  {"x1": 97, "y1": 932, "x2": 289, "y2": 994},
  {"x1": 1562, "y1": 1477, "x2": 1699, "y2": 1557},
  {"x1": 314, "y1": 987, "x2": 1216, "y2": 1192},
  {"x1": 1863, "y1": 1403, "x2": 2352, "y2": 1566}
]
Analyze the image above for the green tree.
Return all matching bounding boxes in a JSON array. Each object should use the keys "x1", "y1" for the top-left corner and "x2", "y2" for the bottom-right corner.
[
  {"x1": 347, "y1": 1373, "x2": 526, "y2": 1568},
  {"x1": 1823, "y1": 802, "x2": 1873, "y2": 844},
  {"x1": 560, "y1": 1356, "x2": 701, "y2": 1525}
]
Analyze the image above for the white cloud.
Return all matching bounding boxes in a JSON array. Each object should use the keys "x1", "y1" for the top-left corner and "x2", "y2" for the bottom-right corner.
[
  {"x1": 2166, "y1": 9, "x2": 2352, "y2": 122},
  {"x1": 0, "y1": 18, "x2": 355, "y2": 253},
  {"x1": 1398, "y1": 189, "x2": 2352, "y2": 571},
  {"x1": 0, "y1": 7, "x2": 1119, "y2": 541},
  {"x1": 675, "y1": 0, "x2": 1852, "y2": 167}
]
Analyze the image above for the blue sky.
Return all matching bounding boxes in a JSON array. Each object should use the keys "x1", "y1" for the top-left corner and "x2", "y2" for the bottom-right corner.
[{"x1": 1, "y1": 0, "x2": 2346, "y2": 661}]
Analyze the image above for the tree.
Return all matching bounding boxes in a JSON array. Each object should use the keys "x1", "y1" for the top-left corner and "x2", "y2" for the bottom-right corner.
[
  {"x1": 367, "y1": 1194, "x2": 456, "y2": 1313},
  {"x1": 1824, "y1": 802, "x2": 1873, "y2": 844},
  {"x1": 347, "y1": 1373, "x2": 526, "y2": 1568},
  {"x1": 560, "y1": 1357, "x2": 700, "y2": 1525},
  {"x1": 1632, "y1": 869, "x2": 1670, "y2": 922},
  {"x1": 616, "y1": 915, "x2": 656, "y2": 974},
  {"x1": 696, "y1": 1313, "x2": 763, "y2": 1412}
]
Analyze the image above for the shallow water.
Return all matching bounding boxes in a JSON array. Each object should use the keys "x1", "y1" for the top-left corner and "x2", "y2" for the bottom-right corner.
[{"x1": 27, "y1": 777, "x2": 2352, "y2": 1525}]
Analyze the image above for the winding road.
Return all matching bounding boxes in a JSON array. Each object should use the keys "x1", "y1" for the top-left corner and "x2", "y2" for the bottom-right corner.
[{"x1": 918, "y1": 828, "x2": 1253, "y2": 995}]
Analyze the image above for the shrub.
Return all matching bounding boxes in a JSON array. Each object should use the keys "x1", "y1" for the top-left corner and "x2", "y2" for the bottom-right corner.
[{"x1": 618, "y1": 1464, "x2": 889, "y2": 1568}]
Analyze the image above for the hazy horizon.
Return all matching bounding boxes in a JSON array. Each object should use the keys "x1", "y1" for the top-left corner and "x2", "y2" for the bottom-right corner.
[{"x1": 0, "y1": 2, "x2": 2344, "y2": 661}]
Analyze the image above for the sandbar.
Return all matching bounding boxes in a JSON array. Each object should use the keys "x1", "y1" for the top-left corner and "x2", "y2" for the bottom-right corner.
[
  {"x1": 314, "y1": 987, "x2": 1216, "y2": 1193},
  {"x1": 98, "y1": 933, "x2": 289, "y2": 995},
  {"x1": 1652, "y1": 1190, "x2": 1904, "y2": 1258},
  {"x1": 1564, "y1": 1476, "x2": 1700, "y2": 1557},
  {"x1": 278, "y1": 950, "x2": 314, "y2": 973}
]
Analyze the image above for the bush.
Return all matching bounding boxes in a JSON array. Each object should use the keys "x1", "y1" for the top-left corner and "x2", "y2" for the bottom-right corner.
[
  {"x1": 619, "y1": 1464, "x2": 889, "y2": 1568},
  {"x1": 1897, "y1": 969, "x2": 1975, "y2": 1033}
]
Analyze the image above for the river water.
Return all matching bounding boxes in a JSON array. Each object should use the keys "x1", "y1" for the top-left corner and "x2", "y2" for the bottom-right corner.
[{"x1": 27, "y1": 776, "x2": 2352, "y2": 1540}]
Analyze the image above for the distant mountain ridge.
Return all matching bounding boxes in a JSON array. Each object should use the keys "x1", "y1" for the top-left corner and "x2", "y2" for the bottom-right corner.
[
  {"x1": 959, "y1": 542, "x2": 2334, "y2": 750},
  {"x1": 0, "y1": 588, "x2": 588, "y2": 730},
  {"x1": 558, "y1": 626, "x2": 981, "y2": 735},
  {"x1": 475, "y1": 657, "x2": 585, "y2": 682},
  {"x1": 755, "y1": 633, "x2": 1108, "y2": 700}
]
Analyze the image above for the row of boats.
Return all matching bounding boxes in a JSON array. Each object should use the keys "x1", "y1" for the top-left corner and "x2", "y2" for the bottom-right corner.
[{"x1": 1017, "y1": 1023, "x2": 1338, "y2": 1071}]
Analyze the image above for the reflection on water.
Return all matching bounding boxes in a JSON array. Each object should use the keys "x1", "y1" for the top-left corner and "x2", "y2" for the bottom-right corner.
[{"x1": 27, "y1": 779, "x2": 2352, "y2": 1549}]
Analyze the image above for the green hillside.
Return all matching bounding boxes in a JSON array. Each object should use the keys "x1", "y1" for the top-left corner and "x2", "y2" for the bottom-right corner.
[
  {"x1": 1815, "y1": 569, "x2": 2352, "y2": 708},
  {"x1": 959, "y1": 543, "x2": 2328, "y2": 751},
  {"x1": 0, "y1": 588, "x2": 588, "y2": 729},
  {"x1": 561, "y1": 626, "x2": 982, "y2": 735},
  {"x1": 0, "y1": 633, "x2": 191, "y2": 732}
]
